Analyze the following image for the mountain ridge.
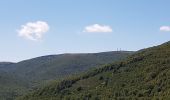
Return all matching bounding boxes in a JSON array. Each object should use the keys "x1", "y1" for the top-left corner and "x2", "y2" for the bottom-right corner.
[
  {"x1": 0, "y1": 51, "x2": 133, "y2": 100},
  {"x1": 19, "y1": 41, "x2": 170, "y2": 100}
]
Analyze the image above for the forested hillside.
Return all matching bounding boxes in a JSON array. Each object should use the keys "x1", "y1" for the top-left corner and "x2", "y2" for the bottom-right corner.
[
  {"x1": 7, "y1": 51, "x2": 132, "y2": 82},
  {"x1": 19, "y1": 41, "x2": 170, "y2": 100},
  {"x1": 0, "y1": 51, "x2": 132, "y2": 100}
]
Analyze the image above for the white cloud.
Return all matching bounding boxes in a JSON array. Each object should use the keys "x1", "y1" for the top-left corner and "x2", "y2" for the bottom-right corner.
[
  {"x1": 18, "y1": 21, "x2": 49, "y2": 41},
  {"x1": 83, "y1": 24, "x2": 113, "y2": 33},
  {"x1": 160, "y1": 26, "x2": 170, "y2": 32}
]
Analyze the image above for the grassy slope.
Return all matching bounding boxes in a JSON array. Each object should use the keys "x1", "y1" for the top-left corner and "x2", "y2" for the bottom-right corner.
[{"x1": 19, "y1": 41, "x2": 170, "y2": 100}]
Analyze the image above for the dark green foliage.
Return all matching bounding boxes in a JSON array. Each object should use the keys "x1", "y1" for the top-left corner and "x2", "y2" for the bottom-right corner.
[
  {"x1": 0, "y1": 51, "x2": 131, "y2": 100},
  {"x1": 76, "y1": 86, "x2": 82, "y2": 91},
  {"x1": 18, "y1": 41, "x2": 170, "y2": 100}
]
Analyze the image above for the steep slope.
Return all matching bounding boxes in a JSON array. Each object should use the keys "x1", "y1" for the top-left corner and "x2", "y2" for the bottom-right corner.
[
  {"x1": 0, "y1": 51, "x2": 132, "y2": 100},
  {"x1": 20, "y1": 41, "x2": 170, "y2": 100}
]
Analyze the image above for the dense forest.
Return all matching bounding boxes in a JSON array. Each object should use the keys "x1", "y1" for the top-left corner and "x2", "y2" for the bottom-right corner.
[
  {"x1": 18, "y1": 41, "x2": 170, "y2": 100},
  {"x1": 0, "y1": 51, "x2": 132, "y2": 100}
]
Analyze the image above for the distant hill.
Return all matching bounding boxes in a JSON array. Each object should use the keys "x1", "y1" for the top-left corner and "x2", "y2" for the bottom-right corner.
[
  {"x1": 0, "y1": 51, "x2": 132, "y2": 100},
  {"x1": 0, "y1": 62, "x2": 14, "y2": 70},
  {"x1": 19, "y1": 41, "x2": 170, "y2": 100},
  {"x1": 6, "y1": 51, "x2": 133, "y2": 82},
  {"x1": 0, "y1": 62, "x2": 14, "y2": 66}
]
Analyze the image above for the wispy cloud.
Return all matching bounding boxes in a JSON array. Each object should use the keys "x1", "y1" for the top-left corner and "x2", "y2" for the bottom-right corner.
[
  {"x1": 17, "y1": 21, "x2": 49, "y2": 41},
  {"x1": 83, "y1": 24, "x2": 113, "y2": 33},
  {"x1": 160, "y1": 26, "x2": 170, "y2": 32}
]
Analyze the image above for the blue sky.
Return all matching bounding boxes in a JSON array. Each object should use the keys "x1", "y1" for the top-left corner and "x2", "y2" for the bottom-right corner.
[{"x1": 0, "y1": 0, "x2": 170, "y2": 62}]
